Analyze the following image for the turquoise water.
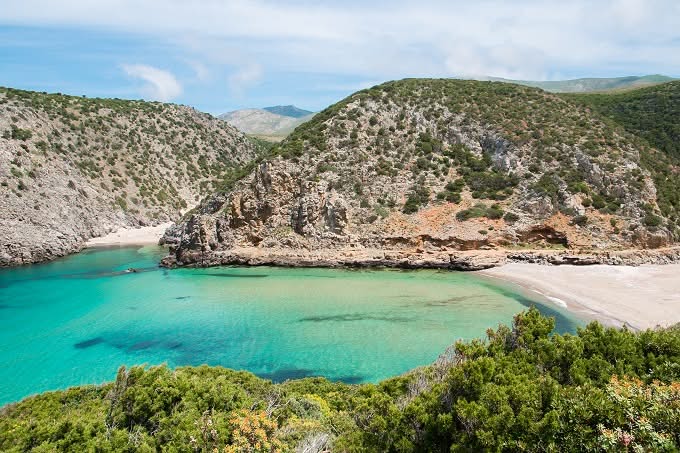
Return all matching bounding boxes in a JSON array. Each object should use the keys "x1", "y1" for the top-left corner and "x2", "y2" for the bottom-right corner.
[{"x1": 0, "y1": 246, "x2": 582, "y2": 406}]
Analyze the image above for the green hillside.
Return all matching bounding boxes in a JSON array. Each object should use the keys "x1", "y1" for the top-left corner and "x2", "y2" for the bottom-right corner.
[
  {"x1": 565, "y1": 81, "x2": 680, "y2": 227},
  {"x1": 273, "y1": 78, "x2": 678, "y2": 234},
  {"x1": 566, "y1": 81, "x2": 680, "y2": 159}
]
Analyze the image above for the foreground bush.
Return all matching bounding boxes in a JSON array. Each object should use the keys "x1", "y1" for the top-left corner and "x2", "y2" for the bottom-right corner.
[{"x1": 1, "y1": 308, "x2": 679, "y2": 452}]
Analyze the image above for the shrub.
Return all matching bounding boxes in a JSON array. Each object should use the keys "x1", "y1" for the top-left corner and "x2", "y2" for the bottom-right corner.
[
  {"x1": 503, "y1": 212, "x2": 520, "y2": 223},
  {"x1": 1, "y1": 309, "x2": 680, "y2": 452},
  {"x1": 456, "y1": 203, "x2": 504, "y2": 221},
  {"x1": 10, "y1": 125, "x2": 32, "y2": 141},
  {"x1": 644, "y1": 213, "x2": 662, "y2": 227},
  {"x1": 572, "y1": 215, "x2": 588, "y2": 226}
]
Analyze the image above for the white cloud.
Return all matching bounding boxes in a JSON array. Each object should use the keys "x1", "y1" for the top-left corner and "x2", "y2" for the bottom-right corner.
[
  {"x1": 187, "y1": 60, "x2": 210, "y2": 82},
  {"x1": 228, "y1": 64, "x2": 263, "y2": 97},
  {"x1": 121, "y1": 64, "x2": 182, "y2": 101},
  {"x1": 3, "y1": 0, "x2": 680, "y2": 81}
]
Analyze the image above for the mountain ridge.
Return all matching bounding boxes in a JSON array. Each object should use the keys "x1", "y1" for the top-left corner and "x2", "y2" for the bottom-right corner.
[
  {"x1": 263, "y1": 105, "x2": 313, "y2": 118},
  {"x1": 478, "y1": 74, "x2": 676, "y2": 93}
]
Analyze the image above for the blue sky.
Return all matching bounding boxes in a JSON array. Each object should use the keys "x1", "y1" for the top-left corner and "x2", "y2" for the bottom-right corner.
[{"x1": 1, "y1": 0, "x2": 679, "y2": 114}]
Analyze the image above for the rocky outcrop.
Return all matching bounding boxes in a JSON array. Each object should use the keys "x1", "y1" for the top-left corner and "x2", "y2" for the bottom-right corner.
[
  {"x1": 159, "y1": 244, "x2": 680, "y2": 270},
  {"x1": 0, "y1": 87, "x2": 259, "y2": 266},
  {"x1": 163, "y1": 80, "x2": 676, "y2": 269}
]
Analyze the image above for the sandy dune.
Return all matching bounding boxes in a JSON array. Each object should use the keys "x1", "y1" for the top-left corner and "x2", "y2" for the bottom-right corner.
[
  {"x1": 480, "y1": 263, "x2": 680, "y2": 331},
  {"x1": 85, "y1": 223, "x2": 172, "y2": 247}
]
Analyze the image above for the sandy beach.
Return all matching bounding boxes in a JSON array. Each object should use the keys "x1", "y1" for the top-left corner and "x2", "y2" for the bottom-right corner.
[
  {"x1": 85, "y1": 223, "x2": 173, "y2": 247},
  {"x1": 479, "y1": 263, "x2": 680, "y2": 331}
]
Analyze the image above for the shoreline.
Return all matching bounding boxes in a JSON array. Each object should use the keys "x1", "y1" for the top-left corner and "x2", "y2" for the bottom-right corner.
[
  {"x1": 161, "y1": 245, "x2": 680, "y2": 270},
  {"x1": 85, "y1": 223, "x2": 173, "y2": 248},
  {"x1": 478, "y1": 263, "x2": 680, "y2": 331},
  {"x1": 160, "y1": 245, "x2": 680, "y2": 330}
]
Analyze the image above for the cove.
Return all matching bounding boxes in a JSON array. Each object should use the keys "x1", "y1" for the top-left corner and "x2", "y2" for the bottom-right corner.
[{"x1": 0, "y1": 246, "x2": 582, "y2": 406}]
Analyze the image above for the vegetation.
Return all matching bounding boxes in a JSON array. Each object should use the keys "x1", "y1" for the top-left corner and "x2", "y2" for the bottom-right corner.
[
  {"x1": 567, "y1": 82, "x2": 680, "y2": 159},
  {"x1": 251, "y1": 77, "x2": 664, "y2": 241},
  {"x1": 456, "y1": 203, "x2": 504, "y2": 221},
  {"x1": 567, "y1": 81, "x2": 680, "y2": 234},
  {"x1": 3, "y1": 309, "x2": 677, "y2": 452},
  {"x1": 0, "y1": 86, "x2": 259, "y2": 222}
]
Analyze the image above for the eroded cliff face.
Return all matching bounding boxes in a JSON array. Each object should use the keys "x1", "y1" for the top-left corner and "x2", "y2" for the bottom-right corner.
[
  {"x1": 0, "y1": 88, "x2": 259, "y2": 266},
  {"x1": 162, "y1": 80, "x2": 674, "y2": 268}
]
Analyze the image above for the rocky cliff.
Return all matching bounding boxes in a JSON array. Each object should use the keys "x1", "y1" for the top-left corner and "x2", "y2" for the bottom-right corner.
[
  {"x1": 0, "y1": 87, "x2": 259, "y2": 266},
  {"x1": 162, "y1": 79, "x2": 677, "y2": 268}
]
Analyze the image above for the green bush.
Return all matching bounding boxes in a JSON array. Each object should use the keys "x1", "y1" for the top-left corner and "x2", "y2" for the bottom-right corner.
[
  {"x1": 402, "y1": 183, "x2": 430, "y2": 214},
  {"x1": 10, "y1": 125, "x2": 32, "y2": 141},
  {"x1": 503, "y1": 212, "x2": 520, "y2": 223},
  {"x1": 644, "y1": 213, "x2": 662, "y2": 227},
  {"x1": 456, "y1": 203, "x2": 504, "y2": 221},
  {"x1": 572, "y1": 215, "x2": 589, "y2": 226}
]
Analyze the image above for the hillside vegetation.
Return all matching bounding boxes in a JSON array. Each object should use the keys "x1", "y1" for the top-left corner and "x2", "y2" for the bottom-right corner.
[
  {"x1": 566, "y1": 81, "x2": 680, "y2": 159},
  {"x1": 0, "y1": 87, "x2": 259, "y2": 265},
  {"x1": 565, "y1": 81, "x2": 680, "y2": 233},
  {"x1": 1, "y1": 308, "x2": 679, "y2": 452},
  {"x1": 165, "y1": 79, "x2": 676, "y2": 268}
]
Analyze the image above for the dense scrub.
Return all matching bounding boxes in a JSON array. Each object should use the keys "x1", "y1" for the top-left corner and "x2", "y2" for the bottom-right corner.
[
  {"x1": 567, "y1": 82, "x2": 680, "y2": 160},
  {"x1": 566, "y1": 82, "x2": 680, "y2": 232},
  {"x1": 2, "y1": 308, "x2": 679, "y2": 452}
]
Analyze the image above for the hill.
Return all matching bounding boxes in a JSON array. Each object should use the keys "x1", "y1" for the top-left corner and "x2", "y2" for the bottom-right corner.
[
  {"x1": 0, "y1": 87, "x2": 259, "y2": 266},
  {"x1": 565, "y1": 81, "x2": 680, "y2": 158},
  {"x1": 218, "y1": 108, "x2": 314, "y2": 142},
  {"x1": 564, "y1": 81, "x2": 680, "y2": 226},
  {"x1": 482, "y1": 74, "x2": 675, "y2": 93},
  {"x1": 163, "y1": 79, "x2": 677, "y2": 269},
  {"x1": 1, "y1": 308, "x2": 679, "y2": 451},
  {"x1": 263, "y1": 105, "x2": 314, "y2": 118}
]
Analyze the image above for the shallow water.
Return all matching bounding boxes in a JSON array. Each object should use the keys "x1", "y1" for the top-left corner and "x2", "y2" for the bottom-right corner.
[{"x1": 0, "y1": 246, "x2": 582, "y2": 405}]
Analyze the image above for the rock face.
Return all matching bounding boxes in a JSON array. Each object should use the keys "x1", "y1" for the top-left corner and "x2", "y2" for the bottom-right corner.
[
  {"x1": 0, "y1": 87, "x2": 259, "y2": 266},
  {"x1": 163, "y1": 79, "x2": 676, "y2": 269}
]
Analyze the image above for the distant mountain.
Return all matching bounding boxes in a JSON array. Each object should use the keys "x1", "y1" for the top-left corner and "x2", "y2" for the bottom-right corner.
[
  {"x1": 263, "y1": 105, "x2": 313, "y2": 118},
  {"x1": 219, "y1": 107, "x2": 315, "y2": 141},
  {"x1": 479, "y1": 75, "x2": 676, "y2": 93}
]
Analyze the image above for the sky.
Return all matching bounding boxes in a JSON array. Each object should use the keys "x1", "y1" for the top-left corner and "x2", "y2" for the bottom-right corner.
[{"x1": 1, "y1": 0, "x2": 679, "y2": 115}]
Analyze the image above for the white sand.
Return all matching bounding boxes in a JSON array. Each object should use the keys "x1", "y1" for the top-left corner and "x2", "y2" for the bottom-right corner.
[
  {"x1": 85, "y1": 222, "x2": 173, "y2": 247},
  {"x1": 479, "y1": 263, "x2": 680, "y2": 330}
]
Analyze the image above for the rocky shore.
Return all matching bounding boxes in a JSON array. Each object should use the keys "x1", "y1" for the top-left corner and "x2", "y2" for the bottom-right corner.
[{"x1": 159, "y1": 245, "x2": 680, "y2": 271}]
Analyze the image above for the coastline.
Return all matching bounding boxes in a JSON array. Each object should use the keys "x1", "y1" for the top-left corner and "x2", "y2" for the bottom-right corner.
[
  {"x1": 161, "y1": 245, "x2": 680, "y2": 270},
  {"x1": 478, "y1": 263, "x2": 680, "y2": 331},
  {"x1": 85, "y1": 223, "x2": 173, "y2": 248},
  {"x1": 160, "y1": 245, "x2": 680, "y2": 330}
]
